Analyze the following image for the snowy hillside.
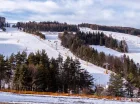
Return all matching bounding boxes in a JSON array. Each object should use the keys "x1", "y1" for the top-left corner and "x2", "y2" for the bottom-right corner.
[
  {"x1": 0, "y1": 92, "x2": 139, "y2": 104},
  {"x1": 0, "y1": 27, "x2": 110, "y2": 86},
  {"x1": 90, "y1": 45, "x2": 122, "y2": 57},
  {"x1": 80, "y1": 27, "x2": 140, "y2": 64},
  {"x1": 0, "y1": 27, "x2": 140, "y2": 104}
]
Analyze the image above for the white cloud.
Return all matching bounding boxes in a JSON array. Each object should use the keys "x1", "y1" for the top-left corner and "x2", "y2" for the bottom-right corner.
[
  {"x1": 0, "y1": 0, "x2": 140, "y2": 28},
  {"x1": 0, "y1": 0, "x2": 59, "y2": 13}
]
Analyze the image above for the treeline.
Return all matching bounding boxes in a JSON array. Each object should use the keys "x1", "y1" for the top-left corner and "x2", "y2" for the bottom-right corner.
[
  {"x1": 76, "y1": 31, "x2": 128, "y2": 52},
  {"x1": 0, "y1": 50, "x2": 93, "y2": 93},
  {"x1": 16, "y1": 21, "x2": 78, "y2": 32},
  {"x1": 60, "y1": 31, "x2": 140, "y2": 89},
  {"x1": 79, "y1": 23, "x2": 140, "y2": 36},
  {"x1": 0, "y1": 23, "x2": 10, "y2": 31},
  {"x1": 22, "y1": 28, "x2": 46, "y2": 40},
  {"x1": 0, "y1": 22, "x2": 4, "y2": 28}
]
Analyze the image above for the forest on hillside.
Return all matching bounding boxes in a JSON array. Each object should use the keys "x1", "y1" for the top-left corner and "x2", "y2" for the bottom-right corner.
[
  {"x1": 60, "y1": 31, "x2": 140, "y2": 91},
  {"x1": 16, "y1": 21, "x2": 78, "y2": 32},
  {"x1": 79, "y1": 23, "x2": 140, "y2": 36},
  {"x1": 15, "y1": 21, "x2": 78, "y2": 40},
  {"x1": 76, "y1": 31, "x2": 128, "y2": 52}
]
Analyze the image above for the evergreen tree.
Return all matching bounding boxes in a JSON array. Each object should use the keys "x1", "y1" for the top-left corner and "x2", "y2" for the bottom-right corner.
[
  {"x1": 125, "y1": 81, "x2": 134, "y2": 97},
  {"x1": 57, "y1": 54, "x2": 64, "y2": 91},
  {"x1": 28, "y1": 52, "x2": 35, "y2": 65},
  {"x1": 13, "y1": 66, "x2": 20, "y2": 90},
  {"x1": 0, "y1": 55, "x2": 5, "y2": 89},
  {"x1": 4, "y1": 58, "x2": 12, "y2": 88},
  {"x1": 108, "y1": 73, "x2": 124, "y2": 97},
  {"x1": 32, "y1": 64, "x2": 48, "y2": 91},
  {"x1": 9, "y1": 53, "x2": 16, "y2": 71},
  {"x1": 19, "y1": 64, "x2": 32, "y2": 90},
  {"x1": 63, "y1": 57, "x2": 71, "y2": 92},
  {"x1": 49, "y1": 58, "x2": 59, "y2": 92},
  {"x1": 40, "y1": 50, "x2": 49, "y2": 69}
]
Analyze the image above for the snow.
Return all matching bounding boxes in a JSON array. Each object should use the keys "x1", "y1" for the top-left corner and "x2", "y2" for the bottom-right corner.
[
  {"x1": 80, "y1": 27, "x2": 140, "y2": 64},
  {"x1": 0, "y1": 92, "x2": 139, "y2": 104},
  {"x1": 91, "y1": 73, "x2": 110, "y2": 86},
  {"x1": 0, "y1": 29, "x2": 3, "y2": 32},
  {"x1": 0, "y1": 27, "x2": 110, "y2": 87},
  {"x1": 90, "y1": 45, "x2": 122, "y2": 57}
]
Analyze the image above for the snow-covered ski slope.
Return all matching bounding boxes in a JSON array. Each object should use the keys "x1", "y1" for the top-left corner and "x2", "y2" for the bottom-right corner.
[
  {"x1": 0, "y1": 92, "x2": 139, "y2": 104},
  {"x1": 80, "y1": 27, "x2": 140, "y2": 64},
  {"x1": 0, "y1": 27, "x2": 110, "y2": 86},
  {"x1": 0, "y1": 27, "x2": 139, "y2": 104}
]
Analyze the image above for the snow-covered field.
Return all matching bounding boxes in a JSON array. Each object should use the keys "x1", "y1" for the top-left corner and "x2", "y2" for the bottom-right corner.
[
  {"x1": 0, "y1": 27, "x2": 110, "y2": 86},
  {"x1": 0, "y1": 92, "x2": 139, "y2": 104},
  {"x1": 80, "y1": 27, "x2": 140, "y2": 64}
]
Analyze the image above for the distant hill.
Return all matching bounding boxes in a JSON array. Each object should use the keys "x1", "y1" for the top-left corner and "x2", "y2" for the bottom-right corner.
[{"x1": 79, "y1": 23, "x2": 140, "y2": 36}]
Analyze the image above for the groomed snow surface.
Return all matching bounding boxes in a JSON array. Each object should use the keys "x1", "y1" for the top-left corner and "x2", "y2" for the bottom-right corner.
[{"x1": 0, "y1": 92, "x2": 139, "y2": 104}]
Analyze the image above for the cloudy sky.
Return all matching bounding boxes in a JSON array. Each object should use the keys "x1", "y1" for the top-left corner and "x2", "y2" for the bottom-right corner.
[{"x1": 0, "y1": 0, "x2": 140, "y2": 28}]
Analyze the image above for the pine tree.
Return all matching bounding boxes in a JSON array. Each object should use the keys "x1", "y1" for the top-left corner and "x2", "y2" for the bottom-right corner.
[
  {"x1": 108, "y1": 73, "x2": 124, "y2": 97},
  {"x1": 39, "y1": 50, "x2": 50, "y2": 69},
  {"x1": 19, "y1": 64, "x2": 32, "y2": 90},
  {"x1": 4, "y1": 58, "x2": 12, "y2": 88},
  {"x1": 125, "y1": 80, "x2": 134, "y2": 97},
  {"x1": 32, "y1": 64, "x2": 48, "y2": 91},
  {"x1": 63, "y1": 57, "x2": 71, "y2": 92},
  {"x1": 98, "y1": 52, "x2": 106, "y2": 66},
  {"x1": 9, "y1": 53, "x2": 16, "y2": 71},
  {"x1": 68, "y1": 58, "x2": 77, "y2": 91},
  {"x1": 49, "y1": 58, "x2": 59, "y2": 92},
  {"x1": 13, "y1": 66, "x2": 20, "y2": 90},
  {"x1": 0, "y1": 55, "x2": 5, "y2": 89},
  {"x1": 57, "y1": 54, "x2": 64, "y2": 92},
  {"x1": 15, "y1": 51, "x2": 27, "y2": 66},
  {"x1": 28, "y1": 52, "x2": 35, "y2": 65}
]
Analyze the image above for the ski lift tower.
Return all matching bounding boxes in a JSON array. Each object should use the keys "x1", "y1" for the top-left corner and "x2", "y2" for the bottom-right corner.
[
  {"x1": 103, "y1": 63, "x2": 110, "y2": 74},
  {"x1": 54, "y1": 41, "x2": 58, "y2": 50}
]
